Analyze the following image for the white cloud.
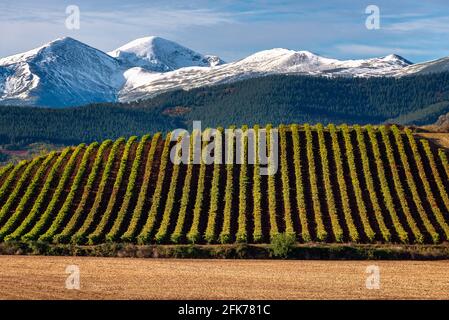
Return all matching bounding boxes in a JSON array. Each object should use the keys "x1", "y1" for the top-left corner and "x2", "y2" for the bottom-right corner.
[
  {"x1": 0, "y1": 3, "x2": 236, "y2": 57},
  {"x1": 387, "y1": 16, "x2": 449, "y2": 33},
  {"x1": 0, "y1": 3, "x2": 234, "y2": 28}
]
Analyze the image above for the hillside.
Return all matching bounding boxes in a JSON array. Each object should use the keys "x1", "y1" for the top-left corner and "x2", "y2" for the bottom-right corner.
[
  {"x1": 1, "y1": 72, "x2": 449, "y2": 148},
  {"x1": 0, "y1": 124, "x2": 448, "y2": 245}
]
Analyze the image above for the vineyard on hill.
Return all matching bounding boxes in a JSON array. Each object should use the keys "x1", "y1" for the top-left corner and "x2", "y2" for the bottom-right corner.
[{"x1": 0, "y1": 124, "x2": 449, "y2": 246}]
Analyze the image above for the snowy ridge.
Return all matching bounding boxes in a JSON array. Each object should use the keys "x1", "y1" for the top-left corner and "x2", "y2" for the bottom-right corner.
[
  {"x1": 0, "y1": 36, "x2": 448, "y2": 107},
  {"x1": 118, "y1": 49, "x2": 414, "y2": 101},
  {"x1": 0, "y1": 37, "x2": 124, "y2": 107},
  {"x1": 108, "y1": 36, "x2": 224, "y2": 72}
]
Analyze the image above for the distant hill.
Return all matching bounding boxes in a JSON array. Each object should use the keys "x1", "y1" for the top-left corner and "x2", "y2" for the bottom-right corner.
[{"x1": 1, "y1": 73, "x2": 449, "y2": 147}]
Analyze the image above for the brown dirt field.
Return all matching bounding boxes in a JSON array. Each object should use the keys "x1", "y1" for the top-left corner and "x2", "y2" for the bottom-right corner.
[{"x1": 1, "y1": 256, "x2": 449, "y2": 300}]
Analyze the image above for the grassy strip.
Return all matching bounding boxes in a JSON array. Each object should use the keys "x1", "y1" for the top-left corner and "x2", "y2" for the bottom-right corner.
[{"x1": 2, "y1": 242, "x2": 449, "y2": 260}]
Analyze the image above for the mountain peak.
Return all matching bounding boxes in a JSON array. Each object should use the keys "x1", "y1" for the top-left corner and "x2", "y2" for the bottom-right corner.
[
  {"x1": 51, "y1": 36, "x2": 76, "y2": 43},
  {"x1": 382, "y1": 54, "x2": 412, "y2": 65},
  {"x1": 108, "y1": 36, "x2": 224, "y2": 72},
  {"x1": 0, "y1": 36, "x2": 123, "y2": 107}
]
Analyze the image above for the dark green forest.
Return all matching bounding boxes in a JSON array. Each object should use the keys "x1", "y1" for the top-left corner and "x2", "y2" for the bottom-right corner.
[{"x1": 1, "y1": 72, "x2": 449, "y2": 146}]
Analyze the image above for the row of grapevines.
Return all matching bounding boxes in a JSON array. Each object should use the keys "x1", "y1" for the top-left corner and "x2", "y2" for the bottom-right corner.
[
  {"x1": 137, "y1": 132, "x2": 172, "y2": 244},
  {"x1": 188, "y1": 131, "x2": 208, "y2": 243},
  {"x1": 341, "y1": 125, "x2": 375, "y2": 241},
  {"x1": 40, "y1": 143, "x2": 98, "y2": 242},
  {"x1": 170, "y1": 131, "x2": 196, "y2": 243},
  {"x1": 204, "y1": 129, "x2": 223, "y2": 243},
  {"x1": 54, "y1": 140, "x2": 112, "y2": 243},
  {"x1": 154, "y1": 135, "x2": 183, "y2": 243},
  {"x1": 5, "y1": 149, "x2": 72, "y2": 241},
  {"x1": 0, "y1": 163, "x2": 13, "y2": 181},
  {"x1": 0, "y1": 152, "x2": 57, "y2": 240},
  {"x1": 290, "y1": 124, "x2": 310, "y2": 242},
  {"x1": 171, "y1": 133, "x2": 195, "y2": 243},
  {"x1": 317, "y1": 124, "x2": 343, "y2": 242},
  {"x1": 0, "y1": 161, "x2": 28, "y2": 206},
  {"x1": 107, "y1": 135, "x2": 150, "y2": 242},
  {"x1": 266, "y1": 124, "x2": 279, "y2": 239},
  {"x1": 89, "y1": 136, "x2": 137, "y2": 244},
  {"x1": 71, "y1": 138, "x2": 125, "y2": 244},
  {"x1": 391, "y1": 126, "x2": 439, "y2": 243},
  {"x1": 219, "y1": 127, "x2": 235, "y2": 243},
  {"x1": 22, "y1": 144, "x2": 85, "y2": 241},
  {"x1": 404, "y1": 129, "x2": 449, "y2": 239},
  {"x1": 379, "y1": 126, "x2": 423, "y2": 243},
  {"x1": 121, "y1": 134, "x2": 161, "y2": 242},
  {"x1": 330, "y1": 125, "x2": 360, "y2": 242},
  {"x1": 421, "y1": 139, "x2": 449, "y2": 215},
  {"x1": 236, "y1": 125, "x2": 249, "y2": 242},
  {"x1": 304, "y1": 124, "x2": 326, "y2": 241},
  {"x1": 438, "y1": 149, "x2": 449, "y2": 184},
  {"x1": 252, "y1": 125, "x2": 263, "y2": 242},
  {"x1": 0, "y1": 155, "x2": 44, "y2": 226},
  {"x1": 354, "y1": 125, "x2": 390, "y2": 241},
  {"x1": 278, "y1": 125, "x2": 295, "y2": 238},
  {"x1": 366, "y1": 126, "x2": 408, "y2": 243}
]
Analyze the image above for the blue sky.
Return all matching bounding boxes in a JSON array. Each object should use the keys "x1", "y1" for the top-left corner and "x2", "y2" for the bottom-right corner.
[{"x1": 1, "y1": 0, "x2": 448, "y2": 63}]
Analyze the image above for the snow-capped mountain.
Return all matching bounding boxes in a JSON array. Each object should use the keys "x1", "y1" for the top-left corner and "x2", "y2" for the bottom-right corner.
[
  {"x1": 108, "y1": 36, "x2": 224, "y2": 72},
  {"x1": 0, "y1": 36, "x2": 448, "y2": 107},
  {"x1": 0, "y1": 37, "x2": 124, "y2": 107},
  {"x1": 118, "y1": 49, "x2": 413, "y2": 101}
]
